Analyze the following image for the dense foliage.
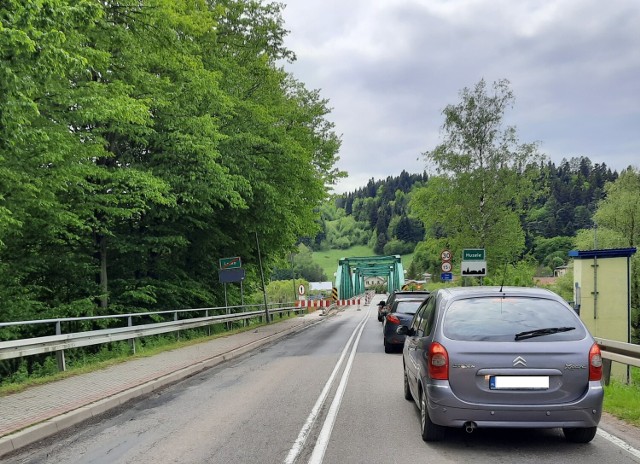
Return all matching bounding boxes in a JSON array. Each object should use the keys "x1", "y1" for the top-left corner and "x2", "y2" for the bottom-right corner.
[
  {"x1": 329, "y1": 158, "x2": 618, "y2": 277},
  {"x1": 0, "y1": 0, "x2": 343, "y2": 327},
  {"x1": 328, "y1": 81, "x2": 620, "y2": 283},
  {"x1": 330, "y1": 171, "x2": 427, "y2": 253}
]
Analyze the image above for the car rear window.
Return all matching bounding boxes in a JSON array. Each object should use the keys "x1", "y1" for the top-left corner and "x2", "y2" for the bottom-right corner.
[
  {"x1": 393, "y1": 300, "x2": 423, "y2": 315},
  {"x1": 443, "y1": 296, "x2": 587, "y2": 342}
]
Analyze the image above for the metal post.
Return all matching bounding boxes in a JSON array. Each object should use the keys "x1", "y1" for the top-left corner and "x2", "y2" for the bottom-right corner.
[
  {"x1": 55, "y1": 321, "x2": 66, "y2": 372},
  {"x1": 128, "y1": 316, "x2": 136, "y2": 354},
  {"x1": 224, "y1": 283, "x2": 230, "y2": 330},
  {"x1": 240, "y1": 281, "x2": 246, "y2": 326},
  {"x1": 593, "y1": 256, "x2": 598, "y2": 319},
  {"x1": 256, "y1": 231, "x2": 270, "y2": 322},
  {"x1": 602, "y1": 358, "x2": 612, "y2": 386},
  {"x1": 593, "y1": 223, "x2": 598, "y2": 319},
  {"x1": 291, "y1": 252, "x2": 297, "y2": 302}
]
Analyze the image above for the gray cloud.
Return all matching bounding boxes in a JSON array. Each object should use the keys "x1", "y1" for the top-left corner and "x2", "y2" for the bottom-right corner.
[{"x1": 281, "y1": 0, "x2": 640, "y2": 193}]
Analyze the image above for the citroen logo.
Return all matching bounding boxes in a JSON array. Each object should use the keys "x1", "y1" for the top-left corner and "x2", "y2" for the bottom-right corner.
[{"x1": 513, "y1": 356, "x2": 527, "y2": 367}]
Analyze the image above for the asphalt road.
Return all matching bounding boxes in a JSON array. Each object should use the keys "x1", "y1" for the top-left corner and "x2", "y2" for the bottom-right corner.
[{"x1": 5, "y1": 303, "x2": 640, "y2": 464}]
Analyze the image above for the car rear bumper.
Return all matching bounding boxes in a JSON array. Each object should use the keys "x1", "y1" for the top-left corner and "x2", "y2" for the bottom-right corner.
[
  {"x1": 425, "y1": 382, "x2": 603, "y2": 429},
  {"x1": 383, "y1": 332, "x2": 406, "y2": 345}
]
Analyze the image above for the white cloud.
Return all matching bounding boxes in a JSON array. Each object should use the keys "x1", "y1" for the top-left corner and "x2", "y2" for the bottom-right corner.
[{"x1": 280, "y1": 0, "x2": 640, "y2": 193}]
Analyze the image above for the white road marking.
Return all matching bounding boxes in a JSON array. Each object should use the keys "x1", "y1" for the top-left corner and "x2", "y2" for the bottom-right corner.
[
  {"x1": 597, "y1": 428, "x2": 640, "y2": 460},
  {"x1": 285, "y1": 305, "x2": 640, "y2": 463},
  {"x1": 284, "y1": 309, "x2": 370, "y2": 464},
  {"x1": 308, "y1": 309, "x2": 369, "y2": 464}
]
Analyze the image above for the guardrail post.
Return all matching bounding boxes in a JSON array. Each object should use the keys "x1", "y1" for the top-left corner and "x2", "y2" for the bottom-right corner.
[
  {"x1": 206, "y1": 309, "x2": 211, "y2": 336},
  {"x1": 602, "y1": 358, "x2": 612, "y2": 386},
  {"x1": 128, "y1": 316, "x2": 136, "y2": 355},
  {"x1": 55, "y1": 321, "x2": 66, "y2": 372},
  {"x1": 174, "y1": 312, "x2": 179, "y2": 341}
]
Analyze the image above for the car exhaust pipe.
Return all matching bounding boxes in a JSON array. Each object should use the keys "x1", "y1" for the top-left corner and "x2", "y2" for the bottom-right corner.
[{"x1": 464, "y1": 421, "x2": 477, "y2": 433}]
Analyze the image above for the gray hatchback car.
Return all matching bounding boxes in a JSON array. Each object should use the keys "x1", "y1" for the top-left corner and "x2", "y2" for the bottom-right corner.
[{"x1": 400, "y1": 286, "x2": 604, "y2": 443}]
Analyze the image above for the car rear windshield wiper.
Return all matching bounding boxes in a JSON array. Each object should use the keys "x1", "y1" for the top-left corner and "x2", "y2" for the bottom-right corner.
[{"x1": 514, "y1": 326, "x2": 576, "y2": 341}]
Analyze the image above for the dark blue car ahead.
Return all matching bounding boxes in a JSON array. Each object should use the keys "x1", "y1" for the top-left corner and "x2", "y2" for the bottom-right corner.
[{"x1": 382, "y1": 297, "x2": 426, "y2": 353}]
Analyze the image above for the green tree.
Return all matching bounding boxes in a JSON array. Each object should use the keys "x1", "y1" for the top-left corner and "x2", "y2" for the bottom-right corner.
[
  {"x1": 412, "y1": 79, "x2": 544, "y2": 274},
  {"x1": 406, "y1": 238, "x2": 446, "y2": 280},
  {"x1": 575, "y1": 168, "x2": 640, "y2": 330},
  {"x1": 591, "y1": 168, "x2": 640, "y2": 248},
  {"x1": 532, "y1": 236, "x2": 575, "y2": 265},
  {"x1": 0, "y1": 0, "x2": 113, "y2": 318},
  {"x1": 292, "y1": 244, "x2": 327, "y2": 282},
  {"x1": 0, "y1": 0, "x2": 343, "y2": 328},
  {"x1": 264, "y1": 279, "x2": 305, "y2": 304}
]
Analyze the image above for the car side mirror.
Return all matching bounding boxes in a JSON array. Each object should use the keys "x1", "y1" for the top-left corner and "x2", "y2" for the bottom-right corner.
[{"x1": 396, "y1": 325, "x2": 409, "y2": 335}]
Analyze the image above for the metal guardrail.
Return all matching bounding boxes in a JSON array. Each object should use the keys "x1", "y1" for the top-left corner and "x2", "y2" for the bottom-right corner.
[
  {"x1": 595, "y1": 337, "x2": 640, "y2": 385},
  {"x1": 4, "y1": 299, "x2": 632, "y2": 384},
  {"x1": 0, "y1": 303, "x2": 307, "y2": 371}
]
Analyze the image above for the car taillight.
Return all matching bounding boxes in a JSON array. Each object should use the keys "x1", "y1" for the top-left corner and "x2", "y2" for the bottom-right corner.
[
  {"x1": 386, "y1": 314, "x2": 400, "y2": 324},
  {"x1": 428, "y1": 342, "x2": 449, "y2": 380},
  {"x1": 589, "y1": 343, "x2": 603, "y2": 381}
]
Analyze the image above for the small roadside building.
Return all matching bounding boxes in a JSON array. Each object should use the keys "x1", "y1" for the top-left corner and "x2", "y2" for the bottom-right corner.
[
  {"x1": 570, "y1": 247, "x2": 637, "y2": 382},
  {"x1": 365, "y1": 276, "x2": 386, "y2": 288}
]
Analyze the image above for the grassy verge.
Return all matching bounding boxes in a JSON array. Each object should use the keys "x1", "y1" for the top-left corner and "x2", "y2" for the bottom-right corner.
[
  {"x1": 603, "y1": 367, "x2": 640, "y2": 426},
  {"x1": 313, "y1": 245, "x2": 374, "y2": 278},
  {"x1": 0, "y1": 313, "x2": 299, "y2": 397}
]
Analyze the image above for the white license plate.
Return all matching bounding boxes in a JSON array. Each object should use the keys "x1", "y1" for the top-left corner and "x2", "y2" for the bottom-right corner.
[{"x1": 490, "y1": 376, "x2": 549, "y2": 390}]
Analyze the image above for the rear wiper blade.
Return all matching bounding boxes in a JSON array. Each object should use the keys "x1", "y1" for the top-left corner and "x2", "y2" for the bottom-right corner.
[{"x1": 514, "y1": 326, "x2": 575, "y2": 341}]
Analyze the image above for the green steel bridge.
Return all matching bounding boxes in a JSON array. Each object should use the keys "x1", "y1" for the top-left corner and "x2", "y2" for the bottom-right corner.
[{"x1": 334, "y1": 255, "x2": 405, "y2": 299}]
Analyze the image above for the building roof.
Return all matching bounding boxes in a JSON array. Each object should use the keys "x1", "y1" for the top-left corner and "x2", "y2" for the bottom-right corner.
[{"x1": 568, "y1": 248, "x2": 637, "y2": 259}]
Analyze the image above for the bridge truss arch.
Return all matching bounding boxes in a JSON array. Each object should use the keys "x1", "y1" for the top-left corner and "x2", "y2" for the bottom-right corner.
[{"x1": 335, "y1": 255, "x2": 405, "y2": 300}]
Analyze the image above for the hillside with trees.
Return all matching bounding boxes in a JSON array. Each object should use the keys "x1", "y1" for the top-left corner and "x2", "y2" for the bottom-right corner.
[{"x1": 312, "y1": 156, "x2": 618, "y2": 279}]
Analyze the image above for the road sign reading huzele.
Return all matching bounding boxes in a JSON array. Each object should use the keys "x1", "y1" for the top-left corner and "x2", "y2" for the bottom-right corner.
[
  {"x1": 462, "y1": 249, "x2": 485, "y2": 261},
  {"x1": 461, "y1": 248, "x2": 486, "y2": 277},
  {"x1": 219, "y1": 256, "x2": 241, "y2": 269}
]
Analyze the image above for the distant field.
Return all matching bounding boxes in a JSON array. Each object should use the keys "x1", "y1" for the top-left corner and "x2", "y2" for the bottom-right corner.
[{"x1": 313, "y1": 246, "x2": 414, "y2": 281}]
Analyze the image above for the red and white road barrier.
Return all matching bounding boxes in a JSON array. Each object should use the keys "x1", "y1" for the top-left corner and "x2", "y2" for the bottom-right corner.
[
  {"x1": 295, "y1": 297, "x2": 363, "y2": 308},
  {"x1": 295, "y1": 299, "x2": 331, "y2": 308}
]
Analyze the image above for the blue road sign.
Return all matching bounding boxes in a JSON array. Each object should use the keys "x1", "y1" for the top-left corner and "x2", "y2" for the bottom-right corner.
[
  {"x1": 441, "y1": 272, "x2": 453, "y2": 281},
  {"x1": 219, "y1": 268, "x2": 246, "y2": 283}
]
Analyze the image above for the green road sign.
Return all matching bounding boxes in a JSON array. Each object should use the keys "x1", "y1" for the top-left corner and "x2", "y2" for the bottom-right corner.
[
  {"x1": 219, "y1": 256, "x2": 241, "y2": 269},
  {"x1": 462, "y1": 249, "x2": 485, "y2": 261}
]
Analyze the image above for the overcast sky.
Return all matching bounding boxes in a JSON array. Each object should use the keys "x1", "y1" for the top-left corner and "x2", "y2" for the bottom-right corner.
[{"x1": 279, "y1": 0, "x2": 640, "y2": 194}]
